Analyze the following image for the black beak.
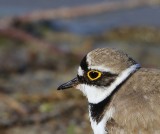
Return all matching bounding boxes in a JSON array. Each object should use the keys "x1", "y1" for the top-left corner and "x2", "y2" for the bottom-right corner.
[{"x1": 57, "y1": 77, "x2": 79, "y2": 90}]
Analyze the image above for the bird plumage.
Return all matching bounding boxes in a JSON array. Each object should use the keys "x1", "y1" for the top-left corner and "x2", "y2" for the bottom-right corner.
[
  {"x1": 86, "y1": 48, "x2": 137, "y2": 73},
  {"x1": 107, "y1": 68, "x2": 160, "y2": 134},
  {"x1": 57, "y1": 48, "x2": 160, "y2": 134}
]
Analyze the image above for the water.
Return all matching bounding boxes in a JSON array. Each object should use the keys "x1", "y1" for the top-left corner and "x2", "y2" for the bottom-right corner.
[
  {"x1": 0, "y1": 0, "x2": 109, "y2": 17},
  {"x1": 0, "y1": 0, "x2": 160, "y2": 35},
  {"x1": 51, "y1": 6, "x2": 160, "y2": 35}
]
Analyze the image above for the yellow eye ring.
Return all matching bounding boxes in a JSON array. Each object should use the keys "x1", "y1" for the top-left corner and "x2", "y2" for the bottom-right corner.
[{"x1": 87, "y1": 70, "x2": 102, "y2": 81}]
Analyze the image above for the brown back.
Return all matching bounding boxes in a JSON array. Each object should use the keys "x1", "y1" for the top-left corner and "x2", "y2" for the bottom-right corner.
[{"x1": 106, "y1": 68, "x2": 160, "y2": 134}]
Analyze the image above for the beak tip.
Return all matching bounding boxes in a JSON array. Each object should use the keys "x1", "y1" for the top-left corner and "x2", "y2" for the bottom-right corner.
[
  {"x1": 57, "y1": 86, "x2": 62, "y2": 90},
  {"x1": 57, "y1": 77, "x2": 79, "y2": 91}
]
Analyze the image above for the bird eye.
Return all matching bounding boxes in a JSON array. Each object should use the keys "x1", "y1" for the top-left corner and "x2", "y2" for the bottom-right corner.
[{"x1": 87, "y1": 70, "x2": 102, "y2": 81}]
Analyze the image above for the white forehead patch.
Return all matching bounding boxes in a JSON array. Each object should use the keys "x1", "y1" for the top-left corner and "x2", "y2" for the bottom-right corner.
[
  {"x1": 78, "y1": 66, "x2": 84, "y2": 76},
  {"x1": 88, "y1": 65, "x2": 114, "y2": 73}
]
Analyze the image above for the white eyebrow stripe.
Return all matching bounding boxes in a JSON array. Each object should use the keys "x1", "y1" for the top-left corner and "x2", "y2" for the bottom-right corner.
[
  {"x1": 78, "y1": 66, "x2": 84, "y2": 76},
  {"x1": 88, "y1": 65, "x2": 114, "y2": 73}
]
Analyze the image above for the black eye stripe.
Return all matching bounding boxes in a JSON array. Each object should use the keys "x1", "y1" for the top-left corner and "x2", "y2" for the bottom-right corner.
[
  {"x1": 102, "y1": 72, "x2": 118, "y2": 77},
  {"x1": 77, "y1": 75, "x2": 85, "y2": 83},
  {"x1": 77, "y1": 71, "x2": 118, "y2": 86}
]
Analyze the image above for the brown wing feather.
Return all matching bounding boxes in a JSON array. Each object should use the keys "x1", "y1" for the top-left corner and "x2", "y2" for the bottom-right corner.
[{"x1": 107, "y1": 68, "x2": 160, "y2": 134}]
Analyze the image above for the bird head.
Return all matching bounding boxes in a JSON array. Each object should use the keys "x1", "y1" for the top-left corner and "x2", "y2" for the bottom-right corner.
[{"x1": 57, "y1": 48, "x2": 140, "y2": 104}]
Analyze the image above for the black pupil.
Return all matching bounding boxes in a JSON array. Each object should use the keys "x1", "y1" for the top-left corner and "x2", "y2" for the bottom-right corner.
[{"x1": 90, "y1": 72, "x2": 99, "y2": 79}]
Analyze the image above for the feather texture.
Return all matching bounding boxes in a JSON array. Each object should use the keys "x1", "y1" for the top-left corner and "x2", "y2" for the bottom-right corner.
[{"x1": 106, "y1": 68, "x2": 160, "y2": 133}]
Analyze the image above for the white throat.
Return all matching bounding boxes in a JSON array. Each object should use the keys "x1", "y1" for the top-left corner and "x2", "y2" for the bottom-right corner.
[{"x1": 76, "y1": 64, "x2": 140, "y2": 104}]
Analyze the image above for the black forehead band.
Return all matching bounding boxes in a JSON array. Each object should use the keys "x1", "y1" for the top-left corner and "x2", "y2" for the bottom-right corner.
[{"x1": 80, "y1": 55, "x2": 88, "y2": 71}]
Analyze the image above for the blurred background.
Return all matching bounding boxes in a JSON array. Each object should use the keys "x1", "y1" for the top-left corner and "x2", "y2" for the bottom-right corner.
[{"x1": 0, "y1": 0, "x2": 160, "y2": 134}]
